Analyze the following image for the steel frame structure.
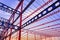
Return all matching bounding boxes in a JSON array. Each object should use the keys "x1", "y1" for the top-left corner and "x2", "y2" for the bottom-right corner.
[
  {"x1": 0, "y1": 0, "x2": 59, "y2": 38},
  {"x1": 0, "y1": 0, "x2": 60, "y2": 40}
]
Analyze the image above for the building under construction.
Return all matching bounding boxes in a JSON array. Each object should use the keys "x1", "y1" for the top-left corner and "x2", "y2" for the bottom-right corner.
[{"x1": 0, "y1": 0, "x2": 60, "y2": 40}]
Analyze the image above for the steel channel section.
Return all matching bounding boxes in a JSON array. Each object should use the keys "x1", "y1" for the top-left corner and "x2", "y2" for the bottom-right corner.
[{"x1": 2, "y1": 0, "x2": 60, "y2": 39}]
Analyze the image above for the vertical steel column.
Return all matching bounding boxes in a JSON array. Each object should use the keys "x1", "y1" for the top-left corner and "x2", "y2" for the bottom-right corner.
[
  {"x1": 51, "y1": 37, "x2": 52, "y2": 40},
  {"x1": 45, "y1": 36, "x2": 46, "y2": 40},
  {"x1": 49, "y1": 37, "x2": 52, "y2": 40},
  {"x1": 39, "y1": 35, "x2": 41, "y2": 40},
  {"x1": 27, "y1": 31, "x2": 28, "y2": 40},
  {"x1": 5, "y1": 31, "x2": 8, "y2": 40},
  {"x1": 9, "y1": 29, "x2": 12, "y2": 40},
  {"x1": 18, "y1": 0, "x2": 23, "y2": 40},
  {"x1": 40, "y1": 35, "x2": 42, "y2": 40},
  {"x1": 34, "y1": 33, "x2": 36, "y2": 40}
]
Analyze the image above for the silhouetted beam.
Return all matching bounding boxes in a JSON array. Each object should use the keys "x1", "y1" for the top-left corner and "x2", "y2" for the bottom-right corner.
[
  {"x1": 0, "y1": 2, "x2": 20, "y2": 14},
  {"x1": 13, "y1": 0, "x2": 35, "y2": 23},
  {"x1": 4, "y1": 0, "x2": 60, "y2": 39}
]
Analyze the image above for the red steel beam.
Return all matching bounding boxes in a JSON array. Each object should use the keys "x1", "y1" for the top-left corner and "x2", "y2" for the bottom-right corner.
[{"x1": 18, "y1": 0, "x2": 23, "y2": 40}]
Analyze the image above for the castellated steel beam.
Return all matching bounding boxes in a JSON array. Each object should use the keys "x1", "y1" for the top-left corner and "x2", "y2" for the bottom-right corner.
[{"x1": 0, "y1": 2, "x2": 20, "y2": 15}]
